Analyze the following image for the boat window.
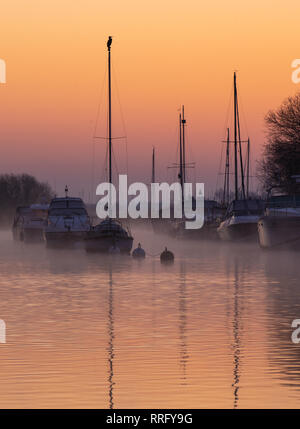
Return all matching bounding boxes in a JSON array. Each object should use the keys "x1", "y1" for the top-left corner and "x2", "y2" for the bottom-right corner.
[{"x1": 49, "y1": 208, "x2": 87, "y2": 216}]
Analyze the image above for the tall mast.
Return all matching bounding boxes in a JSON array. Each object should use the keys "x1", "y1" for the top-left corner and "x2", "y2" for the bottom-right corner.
[
  {"x1": 179, "y1": 112, "x2": 183, "y2": 187},
  {"x1": 246, "y1": 138, "x2": 250, "y2": 198},
  {"x1": 107, "y1": 36, "x2": 112, "y2": 184},
  {"x1": 182, "y1": 105, "x2": 186, "y2": 184},
  {"x1": 223, "y1": 128, "x2": 230, "y2": 206},
  {"x1": 179, "y1": 112, "x2": 184, "y2": 206},
  {"x1": 233, "y1": 72, "x2": 238, "y2": 200},
  {"x1": 152, "y1": 147, "x2": 155, "y2": 183}
]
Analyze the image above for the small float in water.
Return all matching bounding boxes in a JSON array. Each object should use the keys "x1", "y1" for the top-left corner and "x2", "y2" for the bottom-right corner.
[
  {"x1": 132, "y1": 243, "x2": 146, "y2": 259},
  {"x1": 160, "y1": 247, "x2": 174, "y2": 264}
]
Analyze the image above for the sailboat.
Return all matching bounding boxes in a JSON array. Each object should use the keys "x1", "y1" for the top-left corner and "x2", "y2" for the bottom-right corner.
[
  {"x1": 217, "y1": 73, "x2": 264, "y2": 242},
  {"x1": 151, "y1": 107, "x2": 192, "y2": 236},
  {"x1": 170, "y1": 106, "x2": 222, "y2": 240},
  {"x1": 85, "y1": 37, "x2": 133, "y2": 254}
]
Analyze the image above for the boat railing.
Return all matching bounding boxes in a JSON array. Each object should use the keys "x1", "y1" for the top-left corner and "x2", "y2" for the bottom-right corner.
[{"x1": 265, "y1": 205, "x2": 300, "y2": 217}]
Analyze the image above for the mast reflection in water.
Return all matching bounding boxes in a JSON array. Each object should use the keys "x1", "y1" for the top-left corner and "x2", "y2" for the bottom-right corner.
[
  {"x1": 107, "y1": 266, "x2": 115, "y2": 409},
  {"x1": 179, "y1": 262, "x2": 189, "y2": 384},
  {"x1": 232, "y1": 259, "x2": 242, "y2": 409}
]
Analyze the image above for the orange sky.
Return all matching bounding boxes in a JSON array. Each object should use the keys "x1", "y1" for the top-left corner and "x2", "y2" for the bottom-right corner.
[{"x1": 0, "y1": 0, "x2": 299, "y2": 200}]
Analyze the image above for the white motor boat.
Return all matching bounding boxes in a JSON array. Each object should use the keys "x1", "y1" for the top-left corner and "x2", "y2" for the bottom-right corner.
[
  {"x1": 12, "y1": 204, "x2": 49, "y2": 243},
  {"x1": 45, "y1": 196, "x2": 90, "y2": 248},
  {"x1": 258, "y1": 193, "x2": 300, "y2": 250}
]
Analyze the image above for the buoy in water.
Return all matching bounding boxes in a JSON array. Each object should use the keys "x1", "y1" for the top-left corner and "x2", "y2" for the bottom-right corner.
[
  {"x1": 132, "y1": 243, "x2": 146, "y2": 259},
  {"x1": 160, "y1": 247, "x2": 174, "y2": 264}
]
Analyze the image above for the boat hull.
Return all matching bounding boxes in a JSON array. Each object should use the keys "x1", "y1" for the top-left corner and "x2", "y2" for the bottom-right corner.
[
  {"x1": 172, "y1": 221, "x2": 219, "y2": 240},
  {"x1": 85, "y1": 234, "x2": 133, "y2": 254},
  {"x1": 217, "y1": 221, "x2": 258, "y2": 242},
  {"x1": 258, "y1": 216, "x2": 300, "y2": 250}
]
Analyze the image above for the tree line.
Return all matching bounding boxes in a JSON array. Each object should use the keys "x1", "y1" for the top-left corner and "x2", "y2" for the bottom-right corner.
[{"x1": 0, "y1": 174, "x2": 53, "y2": 226}]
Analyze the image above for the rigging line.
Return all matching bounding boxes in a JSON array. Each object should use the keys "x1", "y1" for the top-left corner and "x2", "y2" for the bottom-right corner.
[
  {"x1": 93, "y1": 68, "x2": 107, "y2": 139},
  {"x1": 184, "y1": 124, "x2": 195, "y2": 183},
  {"x1": 215, "y1": 135, "x2": 225, "y2": 195},
  {"x1": 145, "y1": 251, "x2": 163, "y2": 258},
  {"x1": 236, "y1": 94, "x2": 246, "y2": 199},
  {"x1": 215, "y1": 81, "x2": 234, "y2": 197},
  {"x1": 168, "y1": 115, "x2": 180, "y2": 183},
  {"x1": 102, "y1": 141, "x2": 109, "y2": 183},
  {"x1": 222, "y1": 82, "x2": 234, "y2": 139},
  {"x1": 173, "y1": 131, "x2": 180, "y2": 182},
  {"x1": 90, "y1": 66, "x2": 107, "y2": 204},
  {"x1": 112, "y1": 62, "x2": 129, "y2": 179},
  {"x1": 236, "y1": 79, "x2": 254, "y2": 193},
  {"x1": 187, "y1": 130, "x2": 198, "y2": 184},
  {"x1": 112, "y1": 143, "x2": 120, "y2": 179},
  {"x1": 237, "y1": 83, "x2": 249, "y2": 139}
]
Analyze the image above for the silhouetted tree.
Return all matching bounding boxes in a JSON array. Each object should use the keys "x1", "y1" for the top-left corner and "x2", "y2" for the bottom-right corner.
[
  {"x1": 259, "y1": 92, "x2": 300, "y2": 192},
  {"x1": 0, "y1": 173, "x2": 53, "y2": 226}
]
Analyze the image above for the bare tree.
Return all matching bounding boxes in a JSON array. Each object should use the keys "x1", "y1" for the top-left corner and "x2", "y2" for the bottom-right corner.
[
  {"x1": 0, "y1": 174, "x2": 53, "y2": 226},
  {"x1": 259, "y1": 92, "x2": 300, "y2": 192}
]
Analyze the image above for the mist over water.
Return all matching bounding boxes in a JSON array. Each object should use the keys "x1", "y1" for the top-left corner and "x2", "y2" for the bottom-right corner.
[{"x1": 0, "y1": 226, "x2": 300, "y2": 408}]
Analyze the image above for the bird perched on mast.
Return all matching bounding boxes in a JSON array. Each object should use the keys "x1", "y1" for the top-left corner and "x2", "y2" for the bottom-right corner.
[{"x1": 107, "y1": 36, "x2": 112, "y2": 50}]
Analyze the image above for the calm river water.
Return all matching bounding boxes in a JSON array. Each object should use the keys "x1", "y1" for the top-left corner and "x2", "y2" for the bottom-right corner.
[{"x1": 0, "y1": 227, "x2": 299, "y2": 408}]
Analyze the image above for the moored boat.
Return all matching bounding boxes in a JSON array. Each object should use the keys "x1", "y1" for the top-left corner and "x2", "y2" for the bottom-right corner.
[
  {"x1": 217, "y1": 199, "x2": 264, "y2": 241},
  {"x1": 217, "y1": 73, "x2": 264, "y2": 242},
  {"x1": 172, "y1": 200, "x2": 223, "y2": 240},
  {"x1": 12, "y1": 204, "x2": 49, "y2": 243},
  {"x1": 85, "y1": 218, "x2": 133, "y2": 254},
  {"x1": 258, "y1": 192, "x2": 300, "y2": 250},
  {"x1": 85, "y1": 36, "x2": 134, "y2": 254},
  {"x1": 44, "y1": 195, "x2": 90, "y2": 248}
]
